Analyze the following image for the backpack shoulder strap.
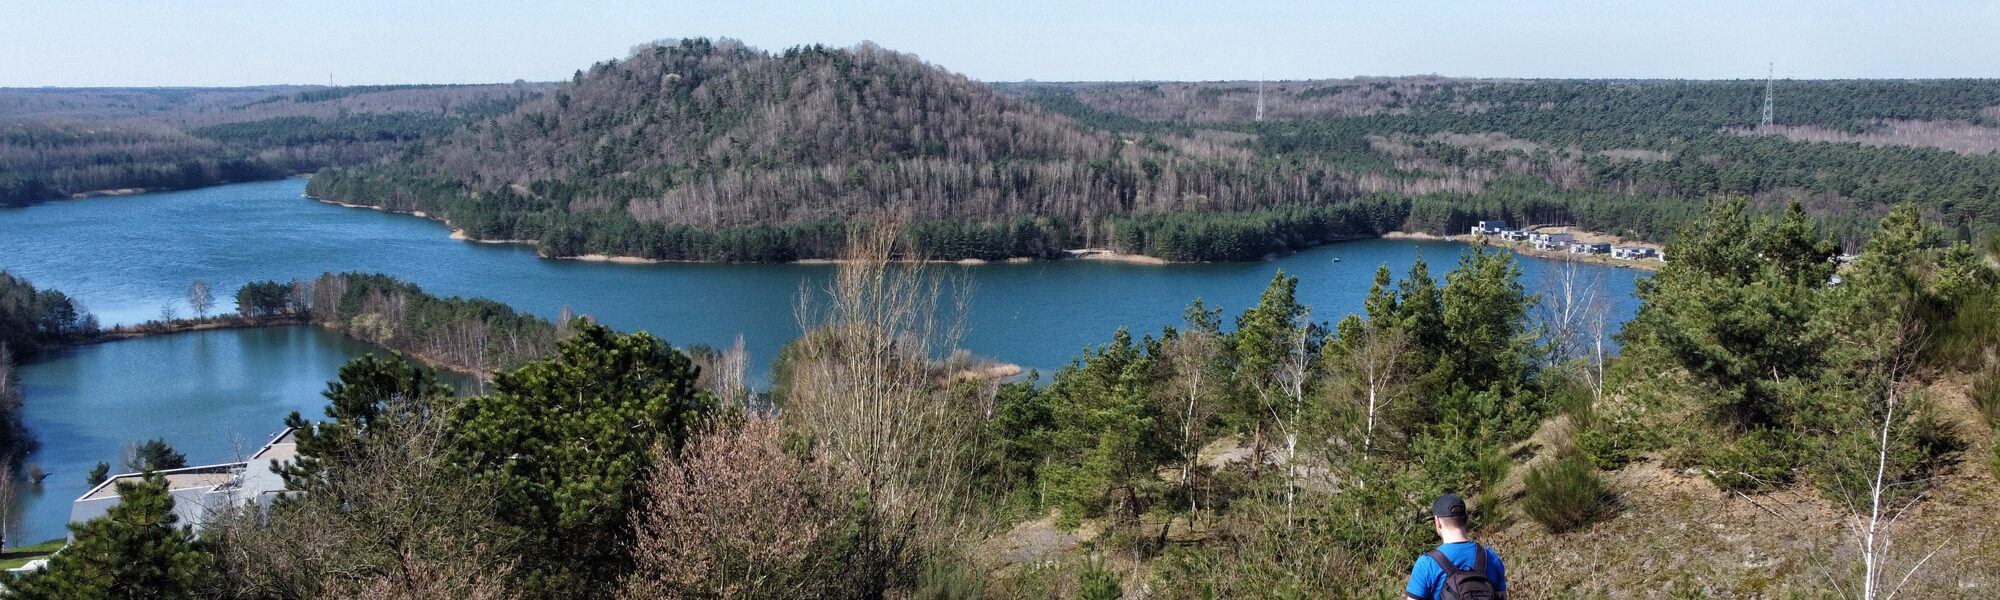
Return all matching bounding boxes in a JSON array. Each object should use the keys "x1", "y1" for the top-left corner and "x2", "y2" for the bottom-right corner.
[
  {"x1": 1469, "y1": 543, "x2": 1487, "y2": 574},
  {"x1": 1426, "y1": 548, "x2": 1461, "y2": 576}
]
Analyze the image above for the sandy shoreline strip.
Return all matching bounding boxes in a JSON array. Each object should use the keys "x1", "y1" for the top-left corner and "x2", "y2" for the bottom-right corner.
[
  {"x1": 68, "y1": 187, "x2": 151, "y2": 199},
  {"x1": 569, "y1": 254, "x2": 670, "y2": 265},
  {"x1": 1066, "y1": 249, "x2": 1168, "y2": 265},
  {"x1": 448, "y1": 229, "x2": 538, "y2": 245},
  {"x1": 948, "y1": 363, "x2": 1025, "y2": 382},
  {"x1": 1379, "y1": 231, "x2": 1450, "y2": 241}
]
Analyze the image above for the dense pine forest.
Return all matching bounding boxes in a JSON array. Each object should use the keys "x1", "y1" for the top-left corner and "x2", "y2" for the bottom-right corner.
[
  {"x1": 0, "y1": 83, "x2": 548, "y2": 206},
  {"x1": 1013, "y1": 78, "x2": 2000, "y2": 249},
  {"x1": 302, "y1": 39, "x2": 2000, "y2": 261}
]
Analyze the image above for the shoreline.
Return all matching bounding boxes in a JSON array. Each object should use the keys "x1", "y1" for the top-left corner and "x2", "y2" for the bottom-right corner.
[
  {"x1": 95, "y1": 314, "x2": 312, "y2": 341},
  {"x1": 67, "y1": 187, "x2": 152, "y2": 200},
  {"x1": 1501, "y1": 244, "x2": 1664, "y2": 272},
  {"x1": 309, "y1": 196, "x2": 1659, "y2": 271},
  {"x1": 83, "y1": 314, "x2": 494, "y2": 379},
  {"x1": 1451, "y1": 225, "x2": 1667, "y2": 272},
  {"x1": 1065, "y1": 249, "x2": 1169, "y2": 265}
]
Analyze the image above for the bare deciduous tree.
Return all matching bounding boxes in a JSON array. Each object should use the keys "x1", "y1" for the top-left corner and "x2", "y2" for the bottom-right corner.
[
  {"x1": 188, "y1": 280, "x2": 214, "y2": 319},
  {"x1": 1267, "y1": 311, "x2": 1318, "y2": 529},
  {"x1": 1848, "y1": 306, "x2": 1939, "y2": 600},
  {"x1": 209, "y1": 408, "x2": 519, "y2": 600},
  {"x1": 1345, "y1": 323, "x2": 1410, "y2": 458},
  {"x1": 1539, "y1": 262, "x2": 1602, "y2": 364},
  {"x1": 625, "y1": 415, "x2": 860, "y2": 600},
  {"x1": 1584, "y1": 285, "x2": 1611, "y2": 401},
  {"x1": 1157, "y1": 303, "x2": 1222, "y2": 519},
  {"x1": 714, "y1": 334, "x2": 749, "y2": 410},
  {"x1": 780, "y1": 224, "x2": 981, "y2": 590}
]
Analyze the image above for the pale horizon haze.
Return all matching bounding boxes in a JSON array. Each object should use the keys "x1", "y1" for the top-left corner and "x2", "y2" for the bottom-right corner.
[{"x1": 3, "y1": 0, "x2": 1998, "y2": 87}]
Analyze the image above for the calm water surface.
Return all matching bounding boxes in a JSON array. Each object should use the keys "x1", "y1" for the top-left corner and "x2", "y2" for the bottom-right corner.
[
  {"x1": 7, "y1": 327, "x2": 474, "y2": 543},
  {"x1": 0, "y1": 179, "x2": 1646, "y2": 542},
  {"x1": 0, "y1": 179, "x2": 1644, "y2": 376}
]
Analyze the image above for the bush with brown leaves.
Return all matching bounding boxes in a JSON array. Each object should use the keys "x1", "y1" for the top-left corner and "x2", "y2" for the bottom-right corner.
[{"x1": 625, "y1": 416, "x2": 865, "y2": 600}]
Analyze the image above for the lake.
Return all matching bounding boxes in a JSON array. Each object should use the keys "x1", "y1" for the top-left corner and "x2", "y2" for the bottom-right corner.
[
  {"x1": 5, "y1": 326, "x2": 476, "y2": 544},
  {"x1": 0, "y1": 178, "x2": 1646, "y2": 542},
  {"x1": 0, "y1": 179, "x2": 1645, "y2": 377}
]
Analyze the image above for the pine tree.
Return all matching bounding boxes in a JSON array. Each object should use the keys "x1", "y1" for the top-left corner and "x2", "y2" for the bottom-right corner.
[
  {"x1": 7, "y1": 473, "x2": 217, "y2": 599},
  {"x1": 1628, "y1": 196, "x2": 1832, "y2": 434},
  {"x1": 123, "y1": 439, "x2": 185, "y2": 473},
  {"x1": 277, "y1": 352, "x2": 452, "y2": 497},
  {"x1": 450, "y1": 321, "x2": 711, "y2": 597}
]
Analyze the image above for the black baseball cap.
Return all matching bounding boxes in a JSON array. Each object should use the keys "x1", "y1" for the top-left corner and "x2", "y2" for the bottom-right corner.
[{"x1": 1432, "y1": 493, "x2": 1468, "y2": 519}]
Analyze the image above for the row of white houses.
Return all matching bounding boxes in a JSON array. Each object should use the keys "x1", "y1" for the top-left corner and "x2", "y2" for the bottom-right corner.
[{"x1": 1468, "y1": 220, "x2": 1662, "y2": 260}]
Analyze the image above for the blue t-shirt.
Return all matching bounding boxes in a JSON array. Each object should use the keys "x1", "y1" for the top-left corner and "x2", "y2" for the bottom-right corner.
[{"x1": 1405, "y1": 541, "x2": 1506, "y2": 599}]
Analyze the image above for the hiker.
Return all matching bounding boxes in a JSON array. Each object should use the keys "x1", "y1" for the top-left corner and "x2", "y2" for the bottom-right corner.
[{"x1": 1405, "y1": 493, "x2": 1507, "y2": 600}]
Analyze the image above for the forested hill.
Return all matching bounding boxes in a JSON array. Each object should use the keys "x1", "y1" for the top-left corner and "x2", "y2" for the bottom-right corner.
[
  {"x1": 0, "y1": 83, "x2": 548, "y2": 207},
  {"x1": 1008, "y1": 78, "x2": 2000, "y2": 248},
  {"x1": 309, "y1": 39, "x2": 1429, "y2": 262},
  {"x1": 310, "y1": 40, "x2": 2000, "y2": 261}
]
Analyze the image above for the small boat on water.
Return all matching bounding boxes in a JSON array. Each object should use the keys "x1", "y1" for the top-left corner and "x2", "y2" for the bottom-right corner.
[{"x1": 1331, "y1": 257, "x2": 1342, "y2": 262}]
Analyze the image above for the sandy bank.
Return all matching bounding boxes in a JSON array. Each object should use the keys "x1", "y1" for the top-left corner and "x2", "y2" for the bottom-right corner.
[
  {"x1": 448, "y1": 228, "x2": 537, "y2": 245},
  {"x1": 947, "y1": 363, "x2": 1025, "y2": 383},
  {"x1": 1066, "y1": 249, "x2": 1168, "y2": 265},
  {"x1": 1380, "y1": 231, "x2": 1450, "y2": 241},
  {"x1": 568, "y1": 254, "x2": 670, "y2": 265},
  {"x1": 68, "y1": 187, "x2": 151, "y2": 199},
  {"x1": 318, "y1": 198, "x2": 389, "y2": 211}
]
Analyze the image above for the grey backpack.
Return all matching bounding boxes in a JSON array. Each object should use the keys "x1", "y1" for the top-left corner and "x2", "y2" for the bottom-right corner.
[{"x1": 1425, "y1": 543, "x2": 1497, "y2": 600}]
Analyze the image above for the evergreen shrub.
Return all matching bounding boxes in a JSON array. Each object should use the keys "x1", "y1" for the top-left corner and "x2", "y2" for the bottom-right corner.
[
  {"x1": 1704, "y1": 428, "x2": 1798, "y2": 492},
  {"x1": 1522, "y1": 453, "x2": 1614, "y2": 533}
]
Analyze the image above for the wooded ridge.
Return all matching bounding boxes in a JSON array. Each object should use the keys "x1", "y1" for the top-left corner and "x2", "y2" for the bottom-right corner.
[
  {"x1": 0, "y1": 83, "x2": 548, "y2": 207},
  {"x1": 309, "y1": 40, "x2": 2000, "y2": 261}
]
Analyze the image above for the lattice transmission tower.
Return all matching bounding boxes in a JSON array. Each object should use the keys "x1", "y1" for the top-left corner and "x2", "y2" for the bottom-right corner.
[
  {"x1": 1256, "y1": 78, "x2": 1266, "y2": 122},
  {"x1": 1760, "y1": 63, "x2": 1775, "y2": 129}
]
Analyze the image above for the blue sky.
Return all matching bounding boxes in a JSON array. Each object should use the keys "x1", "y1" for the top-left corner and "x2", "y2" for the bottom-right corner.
[{"x1": 2, "y1": 0, "x2": 1996, "y2": 86}]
